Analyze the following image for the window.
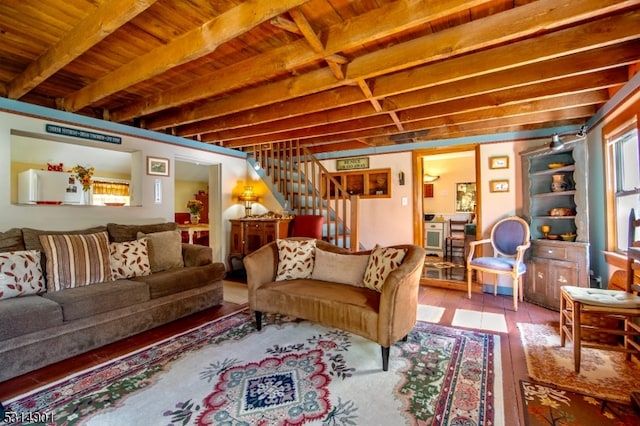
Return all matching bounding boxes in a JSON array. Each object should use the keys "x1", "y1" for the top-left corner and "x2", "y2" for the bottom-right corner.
[{"x1": 606, "y1": 122, "x2": 640, "y2": 252}]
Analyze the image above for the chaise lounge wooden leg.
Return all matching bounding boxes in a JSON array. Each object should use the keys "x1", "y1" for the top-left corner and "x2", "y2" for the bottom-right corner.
[
  {"x1": 255, "y1": 311, "x2": 263, "y2": 330},
  {"x1": 381, "y1": 346, "x2": 390, "y2": 371}
]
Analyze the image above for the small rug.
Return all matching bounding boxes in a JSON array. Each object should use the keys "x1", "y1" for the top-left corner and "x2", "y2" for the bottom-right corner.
[
  {"x1": 6, "y1": 310, "x2": 503, "y2": 425},
  {"x1": 518, "y1": 323, "x2": 640, "y2": 404},
  {"x1": 521, "y1": 380, "x2": 640, "y2": 426}
]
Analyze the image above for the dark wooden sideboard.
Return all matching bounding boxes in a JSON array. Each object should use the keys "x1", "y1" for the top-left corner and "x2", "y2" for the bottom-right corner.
[{"x1": 227, "y1": 218, "x2": 292, "y2": 271}]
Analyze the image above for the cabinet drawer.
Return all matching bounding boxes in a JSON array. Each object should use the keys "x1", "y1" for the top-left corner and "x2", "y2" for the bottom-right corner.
[
  {"x1": 533, "y1": 244, "x2": 568, "y2": 260},
  {"x1": 425, "y1": 223, "x2": 443, "y2": 230},
  {"x1": 245, "y1": 222, "x2": 265, "y2": 231}
]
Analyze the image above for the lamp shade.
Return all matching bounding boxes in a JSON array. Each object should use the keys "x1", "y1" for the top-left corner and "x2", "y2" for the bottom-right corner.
[
  {"x1": 549, "y1": 134, "x2": 564, "y2": 151},
  {"x1": 423, "y1": 173, "x2": 440, "y2": 182},
  {"x1": 238, "y1": 186, "x2": 257, "y2": 202}
]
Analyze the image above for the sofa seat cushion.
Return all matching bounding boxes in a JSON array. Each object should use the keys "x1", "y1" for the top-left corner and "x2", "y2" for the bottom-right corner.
[
  {"x1": 134, "y1": 262, "x2": 226, "y2": 299},
  {"x1": 43, "y1": 280, "x2": 150, "y2": 321},
  {"x1": 0, "y1": 295, "x2": 63, "y2": 340},
  {"x1": 254, "y1": 279, "x2": 381, "y2": 341}
]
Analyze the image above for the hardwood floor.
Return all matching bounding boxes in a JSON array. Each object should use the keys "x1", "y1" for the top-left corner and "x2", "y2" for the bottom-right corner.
[{"x1": 0, "y1": 285, "x2": 558, "y2": 425}]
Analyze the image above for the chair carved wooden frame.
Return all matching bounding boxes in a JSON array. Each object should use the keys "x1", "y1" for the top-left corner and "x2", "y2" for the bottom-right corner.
[
  {"x1": 466, "y1": 216, "x2": 531, "y2": 311},
  {"x1": 559, "y1": 209, "x2": 640, "y2": 373}
]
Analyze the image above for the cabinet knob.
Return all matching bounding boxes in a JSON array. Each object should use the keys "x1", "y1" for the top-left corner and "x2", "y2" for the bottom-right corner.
[
  {"x1": 537, "y1": 272, "x2": 544, "y2": 279},
  {"x1": 548, "y1": 250, "x2": 553, "y2": 254},
  {"x1": 558, "y1": 275, "x2": 567, "y2": 283}
]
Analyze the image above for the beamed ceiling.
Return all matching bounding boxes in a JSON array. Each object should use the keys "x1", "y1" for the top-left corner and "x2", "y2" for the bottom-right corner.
[{"x1": 1, "y1": 0, "x2": 640, "y2": 154}]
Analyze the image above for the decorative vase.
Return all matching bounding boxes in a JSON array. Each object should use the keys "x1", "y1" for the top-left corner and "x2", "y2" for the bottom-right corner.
[
  {"x1": 79, "y1": 189, "x2": 90, "y2": 205},
  {"x1": 190, "y1": 213, "x2": 200, "y2": 224},
  {"x1": 551, "y1": 174, "x2": 568, "y2": 192}
]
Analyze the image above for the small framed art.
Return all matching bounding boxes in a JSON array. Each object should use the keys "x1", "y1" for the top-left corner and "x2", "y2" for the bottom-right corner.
[
  {"x1": 489, "y1": 156, "x2": 509, "y2": 169},
  {"x1": 147, "y1": 156, "x2": 170, "y2": 176},
  {"x1": 490, "y1": 179, "x2": 509, "y2": 192}
]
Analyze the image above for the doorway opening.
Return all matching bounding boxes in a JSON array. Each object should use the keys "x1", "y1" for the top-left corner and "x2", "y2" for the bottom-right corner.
[{"x1": 412, "y1": 145, "x2": 480, "y2": 289}]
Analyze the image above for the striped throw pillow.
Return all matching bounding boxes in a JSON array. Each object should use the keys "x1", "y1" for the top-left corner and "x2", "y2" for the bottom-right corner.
[{"x1": 39, "y1": 231, "x2": 113, "y2": 291}]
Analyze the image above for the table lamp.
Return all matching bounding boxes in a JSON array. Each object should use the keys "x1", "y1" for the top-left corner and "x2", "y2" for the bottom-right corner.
[{"x1": 238, "y1": 186, "x2": 258, "y2": 217}]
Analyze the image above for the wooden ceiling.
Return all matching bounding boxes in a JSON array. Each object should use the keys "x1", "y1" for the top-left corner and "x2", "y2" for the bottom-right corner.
[{"x1": 1, "y1": 0, "x2": 639, "y2": 154}]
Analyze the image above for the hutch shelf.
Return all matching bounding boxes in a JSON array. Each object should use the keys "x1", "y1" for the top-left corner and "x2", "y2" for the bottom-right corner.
[{"x1": 520, "y1": 138, "x2": 590, "y2": 310}]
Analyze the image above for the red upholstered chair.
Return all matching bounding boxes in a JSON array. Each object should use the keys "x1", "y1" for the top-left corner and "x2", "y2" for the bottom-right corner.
[
  {"x1": 175, "y1": 212, "x2": 190, "y2": 243},
  {"x1": 290, "y1": 215, "x2": 324, "y2": 239}
]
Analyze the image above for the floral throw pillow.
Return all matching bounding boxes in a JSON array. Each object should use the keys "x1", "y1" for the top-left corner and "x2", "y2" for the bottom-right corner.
[
  {"x1": 275, "y1": 239, "x2": 316, "y2": 281},
  {"x1": 110, "y1": 238, "x2": 152, "y2": 280},
  {"x1": 0, "y1": 250, "x2": 45, "y2": 300},
  {"x1": 362, "y1": 246, "x2": 407, "y2": 292}
]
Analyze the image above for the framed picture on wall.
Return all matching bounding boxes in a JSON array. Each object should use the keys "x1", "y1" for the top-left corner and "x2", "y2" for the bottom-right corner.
[
  {"x1": 455, "y1": 182, "x2": 476, "y2": 212},
  {"x1": 147, "y1": 156, "x2": 170, "y2": 176},
  {"x1": 490, "y1": 179, "x2": 510, "y2": 192},
  {"x1": 423, "y1": 183, "x2": 434, "y2": 198},
  {"x1": 489, "y1": 156, "x2": 509, "y2": 169}
]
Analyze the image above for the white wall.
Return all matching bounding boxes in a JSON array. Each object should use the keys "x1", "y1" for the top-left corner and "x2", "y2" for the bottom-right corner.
[
  {"x1": 321, "y1": 151, "x2": 413, "y2": 248},
  {"x1": 0, "y1": 107, "x2": 247, "y2": 265}
]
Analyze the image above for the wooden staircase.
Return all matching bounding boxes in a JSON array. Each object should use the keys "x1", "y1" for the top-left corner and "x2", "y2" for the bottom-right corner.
[{"x1": 250, "y1": 141, "x2": 360, "y2": 251}]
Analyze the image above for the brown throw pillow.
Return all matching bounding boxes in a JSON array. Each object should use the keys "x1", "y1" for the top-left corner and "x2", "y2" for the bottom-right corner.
[{"x1": 137, "y1": 230, "x2": 183, "y2": 273}]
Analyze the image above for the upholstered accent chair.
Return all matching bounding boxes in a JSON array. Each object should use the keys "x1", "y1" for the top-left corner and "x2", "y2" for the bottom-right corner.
[
  {"x1": 290, "y1": 215, "x2": 324, "y2": 239},
  {"x1": 466, "y1": 216, "x2": 531, "y2": 311}
]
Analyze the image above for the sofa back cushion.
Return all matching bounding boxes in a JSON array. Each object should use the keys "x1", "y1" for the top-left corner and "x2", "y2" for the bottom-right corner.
[
  {"x1": 0, "y1": 228, "x2": 25, "y2": 253},
  {"x1": 39, "y1": 231, "x2": 113, "y2": 291},
  {"x1": 311, "y1": 248, "x2": 369, "y2": 287},
  {"x1": 108, "y1": 222, "x2": 177, "y2": 243},
  {"x1": 137, "y1": 230, "x2": 183, "y2": 272},
  {"x1": 0, "y1": 250, "x2": 45, "y2": 300}
]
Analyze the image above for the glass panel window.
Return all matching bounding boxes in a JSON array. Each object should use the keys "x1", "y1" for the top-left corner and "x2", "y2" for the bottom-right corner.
[{"x1": 609, "y1": 125, "x2": 640, "y2": 251}]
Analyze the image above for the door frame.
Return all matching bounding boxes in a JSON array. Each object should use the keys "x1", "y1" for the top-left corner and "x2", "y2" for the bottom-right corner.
[{"x1": 412, "y1": 144, "x2": 482, "y2": 287}]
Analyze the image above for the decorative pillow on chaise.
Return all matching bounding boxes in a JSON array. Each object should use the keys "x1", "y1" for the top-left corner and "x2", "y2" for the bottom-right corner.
[
  {"x1": 362, "y1": 246, "x2": 407, "y2": 292},
  {"x1": 110, "y1": 238, "x2": 152, "y2": 279},
  {"x1": 137, "y1": 230, "x2": 183, "y2": 273},
  {"x1": 275, "y1": 239, "x2": 316, "y2": 281},
  {"x1": 311, "y1": 248, "x2": 369, "y2": 287},
  {"x1": 0, "y1": 250, "x2": 45, "y2": 300},
  {"x1": 39, "y1": 231, "x2": 113, "y2": 291}
]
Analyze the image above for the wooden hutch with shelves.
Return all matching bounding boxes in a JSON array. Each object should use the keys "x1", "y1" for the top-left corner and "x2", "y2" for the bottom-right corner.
[{"x1": 520, "y1": 139, "x2": 590, "y2": 310}]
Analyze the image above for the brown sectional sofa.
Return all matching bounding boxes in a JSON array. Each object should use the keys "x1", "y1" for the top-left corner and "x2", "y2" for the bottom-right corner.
[
  {"x1": 244, "y1": 238, "x2": 426, "y2": 371},
  {"x1": 0, "y1": 222, "x2": 225, "y2": 383}
]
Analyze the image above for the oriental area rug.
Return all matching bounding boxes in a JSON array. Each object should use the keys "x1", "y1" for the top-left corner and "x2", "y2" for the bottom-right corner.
[
  {"x1": 5, "y1": 310, "x2": 503, "y2": 425},
  {"x1": 517, "y1": 323, "x2": 640, "y2": 405},
  {"x1": 521, "y1": 380, "x2": 640, "y2": 426}
]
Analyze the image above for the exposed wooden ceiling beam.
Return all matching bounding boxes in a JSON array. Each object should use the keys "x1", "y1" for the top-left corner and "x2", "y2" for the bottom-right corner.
[
  {"x1": 60, "y1": 0, "x2": 311, "y2": 112},
  {"x1": 148, "y1": 0, "x2": 639, "y2": 131},
  {"x1": 215, "y1": 89, "x2": 607, "y2": 147},
  {"x1": 7, "y1": 0, "x2": 158, "y2": 100},
  {"x1": 110, "y1": 0, "x2": 494, "y2": 123},
  {"x1": 176, "y1": 37, "x2": 639, "y2": 141}
]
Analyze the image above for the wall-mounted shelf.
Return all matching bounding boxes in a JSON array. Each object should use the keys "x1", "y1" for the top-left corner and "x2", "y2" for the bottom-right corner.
[{"x1": 322, "y1": 168, "x2": 391, "y2": 199}]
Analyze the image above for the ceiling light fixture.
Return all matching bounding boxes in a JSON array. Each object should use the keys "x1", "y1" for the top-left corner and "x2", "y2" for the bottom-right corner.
[
  {"x1": 423, "y1": 173, "x2": 440, "y2": 182},
  {"x1": 549, "y1": 125, "x2": 587, "y2": 152}
]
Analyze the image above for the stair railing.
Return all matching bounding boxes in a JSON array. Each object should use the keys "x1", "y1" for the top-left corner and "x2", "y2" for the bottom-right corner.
[{"x1": 252, "y1": 141, "x2": 359, "y2": 251}]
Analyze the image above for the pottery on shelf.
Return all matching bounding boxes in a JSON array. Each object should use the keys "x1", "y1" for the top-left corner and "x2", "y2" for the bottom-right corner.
[
  {"x1": 190, "y1": 214, "x2": 200, "y2": 224},
  {"x1": 551, "y1": 174, "x2": 568, "y2": 192}
]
